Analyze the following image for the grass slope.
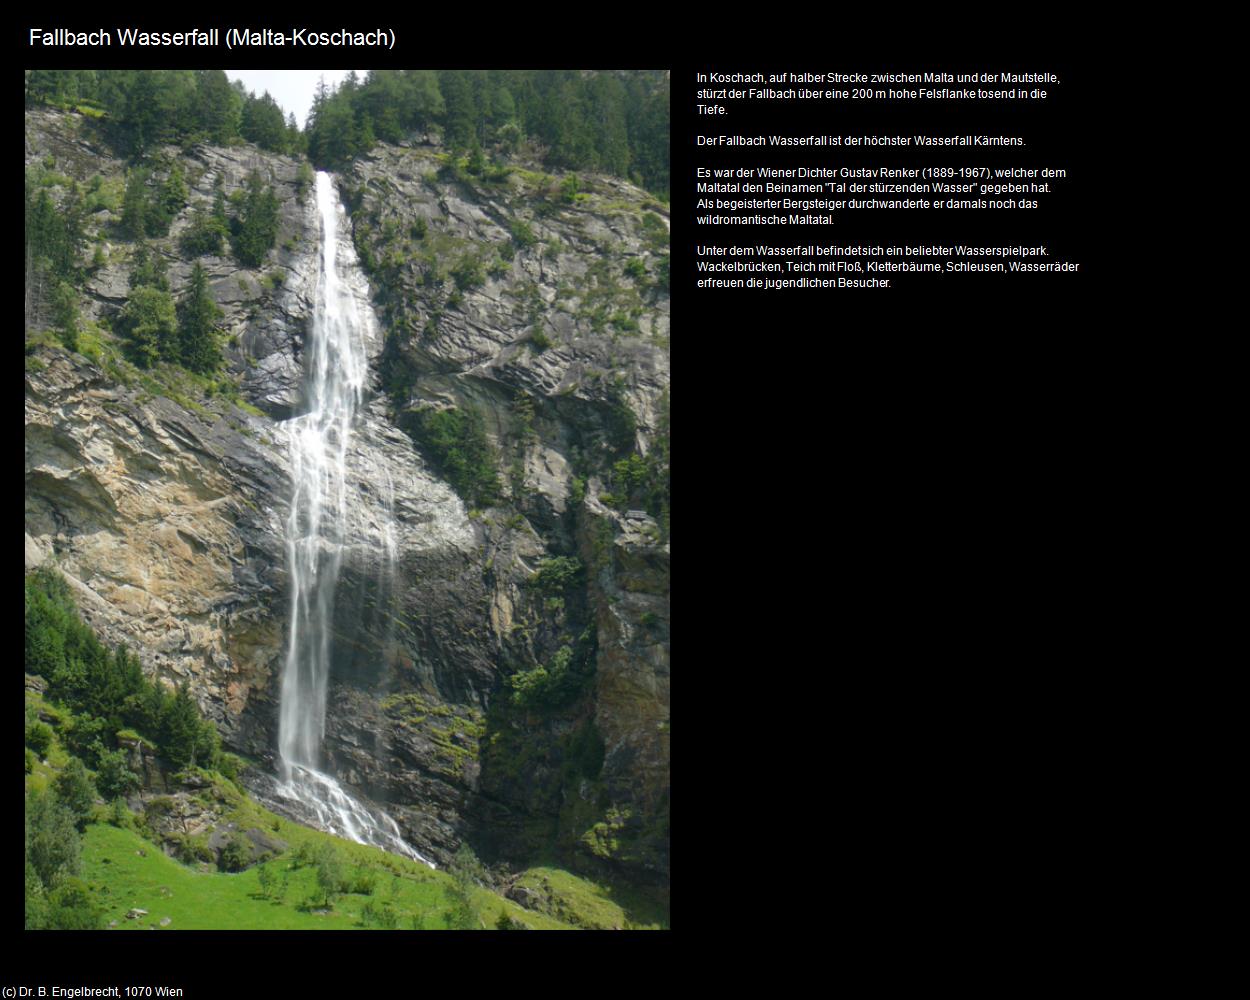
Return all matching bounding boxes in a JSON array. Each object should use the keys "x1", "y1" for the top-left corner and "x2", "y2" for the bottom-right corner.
[{"x1": 28, "y1": 685, "x2": 652, "y2": 930}]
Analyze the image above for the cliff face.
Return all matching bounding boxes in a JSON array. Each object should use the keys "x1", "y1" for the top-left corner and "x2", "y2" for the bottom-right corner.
[{"x1": 24, "y1": 108, "x2": 669, "y2": 883}]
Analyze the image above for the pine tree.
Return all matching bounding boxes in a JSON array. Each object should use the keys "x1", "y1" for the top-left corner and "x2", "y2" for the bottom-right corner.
[
  {"x1": 177, "y1": 262, "x2": 223, "y2": 373},
  {"x1": 194, "y1": 70, "x2": 240, "y2": 144},
  {"x1": 160, "y1": 682, "x2": 200, "y2": 770},
  {"x1": 120, "y1": 285, "x2": 177, "y2": 367},
  {"x1": 120, "y1": 169, "x2": 149, "y2": 240},
  {"x1": 231, "y1": 170, "x2": 280, "y2": 266}
]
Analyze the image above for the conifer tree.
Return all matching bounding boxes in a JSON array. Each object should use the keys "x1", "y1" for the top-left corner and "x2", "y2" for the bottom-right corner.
[{"x1": 177, "y1": 262, "x2": 223, "y2": 374}]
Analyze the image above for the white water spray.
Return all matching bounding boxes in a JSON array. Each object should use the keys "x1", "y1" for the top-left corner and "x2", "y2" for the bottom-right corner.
[{"x1": 275, "y1": 172, "x2": 432, "y2": 866}]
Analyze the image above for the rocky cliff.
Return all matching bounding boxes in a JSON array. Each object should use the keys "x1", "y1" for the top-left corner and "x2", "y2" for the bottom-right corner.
[{"x1": 24, "y1": 107, "x2": 669, "y2": 887}]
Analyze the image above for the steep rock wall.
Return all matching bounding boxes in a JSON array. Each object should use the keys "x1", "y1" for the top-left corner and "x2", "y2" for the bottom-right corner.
[{"x1": 24, "y1": 108, "x2": 669, "y2": 881}]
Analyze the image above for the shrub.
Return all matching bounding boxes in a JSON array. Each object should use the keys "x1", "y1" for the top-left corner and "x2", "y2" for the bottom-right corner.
[
  {"x1": 26, "y1": 720, "x2": 53, "y2": 758},
  {"x1": 95, "y1": 747, "x2": 140, "y2": 800},
  {"x1": 107, "y1": 797, "x2": 131, "y2": 828},
  {"x1": 172, "y1": 832, "x2": 216, "y2": 866},
  {"x1": 45, "y1": 877, "x2": 104, "y2": 930},
  {"x1": 348, "y1": 868, "x2": 377, "y2": 895},
  {"x1": 526, "y1": 556, "x2": 583, "y2": 595},
  {"x1": 314, "y1": 844, "x2": 344, "y2": 906},
  {"x1": 26, "y1": 787, "x2": 82, "y2": 888},
  {"x1": 509, "y1": 219, "x2": 537, "y2": 248},
  {"x1": 529, "y1": 327, "x2": 552, "y2": 352},
  {"x1": 450, "y1": 254, "x2": 485, "y2": 292},
  {"x1": 257, "y1": 861, "x2": 276, "y2": 898},
  {"x1": 219, "y1": 834, "x2": 251, "y2": 872},
  {"x1": 54, "y1": 758, "x2": 96, "y2": 832}
]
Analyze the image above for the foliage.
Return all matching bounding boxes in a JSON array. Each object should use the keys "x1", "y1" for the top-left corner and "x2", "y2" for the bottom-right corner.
[
  {"x1": 96, "y1": 748, "x2": 140, "y2": 801},
  {"x1": 26, "y1": 70, "x2": 309, "y2": 158},
  {"x1": 231, "y1": 170, "x2": 280, "y2": 267},
  {"x1": 219, "y1": 834, "x2": 252, "y2": 873},
  {"x1": 529, "y1": 327, "x2": 553, "y2": 352},
  {"x1": 361, "y1": 900, "x2": 399, "y2": 928},
  {"x1": 180, "y1": 191, "x2": 229, "y2": 257},
  {"x1": 348, "y1": 868, "x2": 378, "y2": 895},
  {"x1": 49, "y1": 281, "x2": 80, "y2": 350},
  {"x1": 256, "y1": 861, "x2": 277, "y2": 898},
  {"x1": 54, "y1": 758, "x2": 97, "y2": 831},
  {"x1": 171, "y1": 832, "x2": 216, "y2": 865},
  {"x1": 107, "y1": 797, "x2": 132, "y2": 828},
  {"x1": 298, "y1": 69, "x2": 669, "y2": 197},
  {"x1": 26, "y1": 719, "x2": 54, "y2": 758},
  {"x1": 25, "y1": 568, "x2": 225, "y2": 773},
  {"x1": 24, "y1": 174, "x2": 85, "y2": 333},
  {"x1": 119, "y1": 285, "x2": 177, "y2": 367},
  {"x1": 398, "y1": 406, "x2": 501, "y2": 508},
  {"x1": 450, "y1": 254, "x2": 486, "y2": 291},
  {"x1": 45, "y1": 876, "x2": 106, "y2": 929},
  {"x1": 128, "y1": 241, "x2": 169, "y2": 292},
  {"x1": 177, "y1": 262, "x2": 224, "y2": 374},
  {"x1": 295, "y1": 161, "x2": 314, "y2": 203},
  {"x1": 526, "y1": 557, "x2": 584, "y2": 595},
  {"x1": 26, "y1": 786, "x2": 82, "y2": 889},
  {"x1": 315, "y1": 843, "x2": 345, "y2": 906},
  {"x1": 160, "y1": 682, "x2": 202, "y2": 770}
]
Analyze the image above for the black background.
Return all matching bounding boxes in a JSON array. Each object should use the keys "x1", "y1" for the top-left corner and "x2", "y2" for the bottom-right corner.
[{"x1": 18, "y1": 15, "x2": 1116, "y2": 977}]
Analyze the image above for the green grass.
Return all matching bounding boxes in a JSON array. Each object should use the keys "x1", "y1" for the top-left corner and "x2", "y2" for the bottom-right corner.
[
  {"x1": 80, "y1": 823, "x2": 571, "y2": 930},
  {"x1": 512, "y1": 865, "x2": 667, "y2": 930}
]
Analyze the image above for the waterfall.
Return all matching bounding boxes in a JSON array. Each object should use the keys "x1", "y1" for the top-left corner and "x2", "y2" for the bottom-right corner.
[{"x1": 274, "y1": 171, "x2": 432, "y2": 867}]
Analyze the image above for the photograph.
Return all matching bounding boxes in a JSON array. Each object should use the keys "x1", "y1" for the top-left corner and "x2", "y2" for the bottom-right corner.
[{"x1": 24, "y1": 68, "x2": 671, "y2": 932}]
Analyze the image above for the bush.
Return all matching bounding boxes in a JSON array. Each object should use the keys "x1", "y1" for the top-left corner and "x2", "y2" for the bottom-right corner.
[
  {"x1": 218, "y1": 753, "x2": 243, "y2": 780},
  {"x1": 361, "y1": 900, "x2": 398, "y2": 928},
  {"x1": 26, "y1": 720, "x2": 53, "y2": 758},
  {"x1": 450, "y1": 254, "x2": 485, "y2": 292},
  {"x1": 26, "y1": 787, "x2": 82, "y2": 889},
  {"x1": 509, "y1": 219, "x2": 537, "y2": 248},
  {"x1": 96, "y1": 748, "x2": 140, "y2": 800},
  {"x1": 257, "y1": 862, "x2": 276, "y2": 898},
  {"x1": 529, "y1": 327, "x2": 552, "y2": 352},
  {"x1": 45, "y1": 877, "x2": 104, "y2": 929},
  {"x1": 314, "y1": 844, "x2": 344, "y2": 906},
  {"x1": 107, "y1": 797, "x2": 131, "y2": 828},
  {"x1": 219, "y1": 834, "x2": 251, "y2": 872},
  {"x1": 54, "y1": 758, "x2": 96, "y2": 832},
  {"x1": 526, "y1": 556, "x2": 583, "y2": 595},
  {"x1": 171, "y1": 832, "x2": 216, "y2": 866},
  {"x1": 348, "y1": 868, "x2": 377, "y2": 895}
]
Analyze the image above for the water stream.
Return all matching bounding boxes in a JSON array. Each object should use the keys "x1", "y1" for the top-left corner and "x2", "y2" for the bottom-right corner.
[{"x1": 273, "y1": 171, "x2": 432, "y2": 867}]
